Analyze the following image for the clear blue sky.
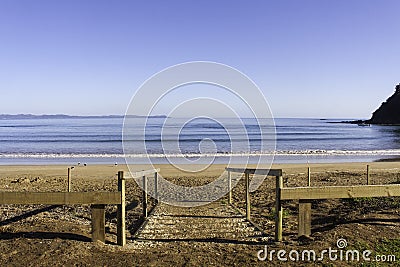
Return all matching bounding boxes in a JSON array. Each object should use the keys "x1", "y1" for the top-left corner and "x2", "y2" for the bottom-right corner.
[{"x1": 1, "y1": 0, "x2": 399, "y2": 118}]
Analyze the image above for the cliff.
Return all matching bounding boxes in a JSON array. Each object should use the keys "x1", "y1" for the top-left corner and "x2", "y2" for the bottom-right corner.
[{"x1": 367, "y1": 83, "x2": 400, "y2": 125}]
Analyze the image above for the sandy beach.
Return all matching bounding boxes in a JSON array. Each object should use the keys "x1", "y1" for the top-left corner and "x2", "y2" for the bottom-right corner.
[{"x1": 0, "y1": 162, "x2": 398, "y2": 266}]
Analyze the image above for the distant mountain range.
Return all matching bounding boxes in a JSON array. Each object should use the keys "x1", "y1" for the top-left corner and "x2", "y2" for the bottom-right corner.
[{"x1": 0, "y1": 114, "x2": 168, "y2": 119}]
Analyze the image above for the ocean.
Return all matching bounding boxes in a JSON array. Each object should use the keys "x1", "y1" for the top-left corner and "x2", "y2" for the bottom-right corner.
[{"x1": 0, "y1": 117, "x2": 399, "y2": 165}]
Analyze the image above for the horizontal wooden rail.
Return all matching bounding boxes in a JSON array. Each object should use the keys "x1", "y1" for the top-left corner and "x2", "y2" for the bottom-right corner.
[
  {"x1": 277, "y1": 183, "x2": 400, "y2": 239},
  {"x1": 281, "y1": 184, "x2": 400, "y2": 200},
  {"x1": 225, "y1": 168, "x2": 282, "y2": 176},
  {"x1": 0, "y1": 192, "x2": 122, "y2": 205},
  {"x1": 125, "y1": 168, "x2": 160, "y2": 178}
]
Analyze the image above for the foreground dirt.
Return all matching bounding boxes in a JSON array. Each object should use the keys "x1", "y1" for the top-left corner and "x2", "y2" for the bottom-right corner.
[{"x1": 0, "y1": 163, "x2": 398, "y2": 266}]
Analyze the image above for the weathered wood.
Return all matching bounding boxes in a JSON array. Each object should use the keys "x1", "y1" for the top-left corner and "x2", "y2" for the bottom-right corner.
[
  {"x1": 245, "y1": 172, "x2": 250, "y2": 220},
  {"x1": 126, "y1": 169, "x2": 160, "y2": 178},
  {"x1": 0, "y1": 192, "x2": 121, "y2": 205},
  {"x1": 367, "y1": 165, "x2": 370, "y2": 185},
  {"x1": 117, "y1": 171, "x2": 126, "y2": 246},
  {"x1": 281, "y1": 184, "x2": 400, "y2": 200},
  {"x1": 67, "y1": 168, "x2": 71, "y2": 192},
  {"x1": 307, "y1": 167, "x2": 311, "y2": 187},
  {"x1": 225, "y1": 168, "x2": 282, "y2": 177},
  {"x1": 154, "y1": 171, "x2": 159, "y2": 202},
  {"x1": 275, "y1": 175, "x2": 283, "y2": 242},
  {"x1": 228, "y1": 171, "x2": 232, "y2": 204},
  {"x1": 143, "y1": 175, "x2": 148, "y2": 218},
  {"x1": 91, "y1": 204, "x2": 105, "y2": 243},
  {"x1": 298, "y1": 200, "x2": 312, "y2": 237}
]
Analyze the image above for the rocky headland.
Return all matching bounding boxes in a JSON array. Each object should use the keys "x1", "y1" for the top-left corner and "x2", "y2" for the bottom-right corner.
[{"x1": 367, "y1": 83, "x2": 400, "y2": 125}]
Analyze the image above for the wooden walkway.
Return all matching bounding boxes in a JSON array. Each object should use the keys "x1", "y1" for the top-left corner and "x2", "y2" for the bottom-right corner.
[{"x1": 133, "y1": 201, "x2": 267, "y2": 244}]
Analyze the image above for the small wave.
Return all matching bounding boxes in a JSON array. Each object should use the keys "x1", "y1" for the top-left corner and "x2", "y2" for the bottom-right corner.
[{"x1": 1, "y1": 149, "x2": 400, "y2": 159}]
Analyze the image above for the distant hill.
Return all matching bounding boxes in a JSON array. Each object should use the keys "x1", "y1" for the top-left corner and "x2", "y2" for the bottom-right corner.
[
  {"x1": 0, "y1": 114, "x2": 168, "y2": 120},
  {"x1": 367, "y1": 83, "x2": 400, "y2": 125}
]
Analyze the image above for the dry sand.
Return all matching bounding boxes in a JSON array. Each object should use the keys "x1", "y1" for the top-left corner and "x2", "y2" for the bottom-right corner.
[{"x1": 0, "y1": 162, "x2": 399, "y2": 266}]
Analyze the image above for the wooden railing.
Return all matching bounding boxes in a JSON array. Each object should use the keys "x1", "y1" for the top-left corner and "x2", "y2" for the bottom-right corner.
[
  {"x1": 277, "y1": 183, "x2": 400, "y2": 240},
  {"x1": 125, "y1": 168, "x2": 160, "y2": 218},
  {"x1": 226, "y1": 167, "x2": 283, "y2": 240},
  {"x1": 0, "y1": 188, "x2": 124, "y2": 245},
  {"x1": 0, "y1": 169, "x2": 160, "y2": 247},
  {"x1": 226, "y1": 166, "x2": 400, "y2": 242}
]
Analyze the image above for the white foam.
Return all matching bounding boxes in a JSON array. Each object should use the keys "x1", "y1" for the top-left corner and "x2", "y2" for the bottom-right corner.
[{"x1": 1, "y1": 149, "x2": 400, "y2": 159}]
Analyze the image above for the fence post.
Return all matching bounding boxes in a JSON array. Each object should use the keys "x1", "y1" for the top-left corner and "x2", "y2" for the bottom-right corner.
[
  {"x1": 67, "y1": 168, "x2": 71, "y2": 192},
  {"x1": 307, "y1": 167, "x2": 311, "y2": 187},
  {"x1": 275, "y1": 175, "x2": 283, "y2": 242},
  {"x1": 91, "y1": 204, "x2": 105, "y2": 243},
  {"x1": 143, "y1": 175, "x2": 148, "y2": 218},
  {"x1": 117, "y1": 171, "x2": 126, "y2": 246},
  {"x1": 228, "y1": 171, "x2": 232, "y2": 204},
  {"x1": 154, "y1": 171, "x2": 158, "y2": 203},
  {"x1": 245, "y1": 171, "x2": 251, "y2": 220},
  {"x1": 298, "y1": 199, "x2": 312, "y2": 237},
  {"x1": 366, "y1": 165, "x2": 370, "y2": 185}
]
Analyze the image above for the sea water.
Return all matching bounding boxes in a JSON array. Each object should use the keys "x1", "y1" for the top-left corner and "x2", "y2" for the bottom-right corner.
[{"x1": 0, "y1": 117, "x2": 399, "y2": 165}]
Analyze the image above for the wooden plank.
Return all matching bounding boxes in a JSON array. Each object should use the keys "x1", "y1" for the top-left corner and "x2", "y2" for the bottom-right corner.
[
  {"x1": 275, "y1": 175, "x2": 283, "y2": 242},
  {"x1": 0, "y1": 192, "x2": 121, "y2": 205},
  {"x1": 225, "y1": 168, "x2": 282, "y2": 176},
  {"x1": 143, "y1": 175, "x2": 148, "y2": 218},
  {"x1": 125, "y1": 169, "x2": 160, "y2": 178},
  {"x1": 91, "y1": 204, "x2": 105, "y2": 243},
  {"x1": 228, "y1": 171, "x2": 232, "y2": 204},
  {"x1": 154, "y1": 172, "x2": 159, "y2": 202},
  {"x1": 245, "y1": 172, "x2": 250, "y2": 220},
  {"x1": 298, "y1": 200, "x2": 312, "y2": 237},
  {"x1": 281, "y1": 184, "x2": 400, "y2": 200},
  {"x1": 67, "y1": 168, "x2": 71, "y2": 192},
  {"x1": 117, "y1": 171, "x2": 126, "y2": 246}
]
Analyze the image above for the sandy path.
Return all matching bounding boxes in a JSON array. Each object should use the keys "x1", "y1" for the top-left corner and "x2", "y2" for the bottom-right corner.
[{"x1": 134, "y1": 201, "x2": 266, "y2": 244}]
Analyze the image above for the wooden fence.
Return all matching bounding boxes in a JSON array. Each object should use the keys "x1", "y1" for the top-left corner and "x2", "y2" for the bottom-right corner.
[
  {"x1": 226, "y1": 166, "x2": 400, "y2": 242},
  {"x1": 276, "y1": 183, "x2": 400, "y2": 240},
  {"x1": 125, "y1": 168, "x2": 160, "y2": 218},
  {"x1": 0, "y1": 169, "x2": 159, "y2": 247},
  {"x1": 0, "y1": 183, "x2": 124, "y2": 245},
  {"x1": 226, "y1": 167, "x2": 283, "y2": 239}
]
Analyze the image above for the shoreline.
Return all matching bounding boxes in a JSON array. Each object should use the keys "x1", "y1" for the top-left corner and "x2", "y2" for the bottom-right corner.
[
  {"x1": 0, "y1": 153, "x2": 399, "y2": 166},
  {"x1": 0, "y1": 161, "x2": 399, "y2": 176}
]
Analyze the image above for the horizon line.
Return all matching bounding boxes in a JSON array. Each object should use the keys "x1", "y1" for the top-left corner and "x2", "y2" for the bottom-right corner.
[{"x1": 0, "y1": 113, "x2": 365, "y2": 120}]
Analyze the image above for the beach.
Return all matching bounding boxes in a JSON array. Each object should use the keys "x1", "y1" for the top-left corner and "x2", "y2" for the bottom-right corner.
[{"x1": 0, "y1": 162, "x2": 399, "y2": 266}]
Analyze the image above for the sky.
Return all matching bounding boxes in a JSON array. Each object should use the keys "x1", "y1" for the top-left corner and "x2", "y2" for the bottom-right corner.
[{"x1": 1, "y1": 0, "x2": 400, "y2": 119}]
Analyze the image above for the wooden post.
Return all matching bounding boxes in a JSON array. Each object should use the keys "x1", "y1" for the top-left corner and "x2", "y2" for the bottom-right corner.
[
  {"x1": 154, "y1": 172, "x2": 158, "y2": 203},
  {"x1": 245, "y1": 171, "x2": 250, "y2": 220},
  {"x1": 298, "y1": 199, "x2": 312, "y2": 237},
  {"x1": 307, "y1": 167, "x2": 311, "y2": 187},
  {"x1": 91, "y1": 204, "x2": 105, "y2": 243},
  {"x1": 228, "y1": 171, "x2": 232, "y2": 204},
  {"x1": 117, "y1": 171, "x2": 126, "y2": 246},
  {"x1": 275, "y1": 175, "x2": 283, "y2": 242},
  {"x1": 67, "y1": 168, "x2": 71, "y2": 192},
  {"x1": 366, "y1": 165, "x2": 370, "y2": 185},
  {"x1": 143, "y1": 175, "x2": 148, "y2": 218}
]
